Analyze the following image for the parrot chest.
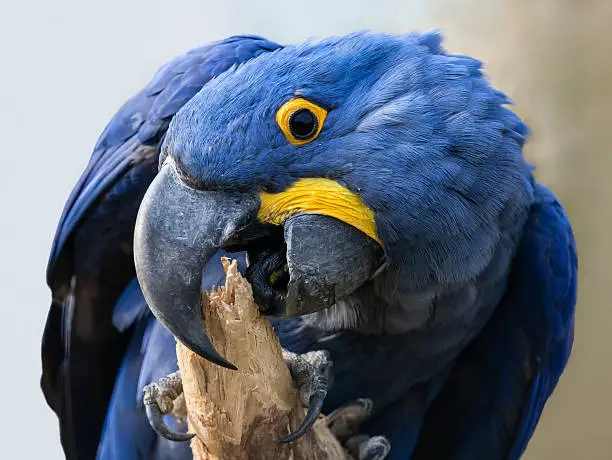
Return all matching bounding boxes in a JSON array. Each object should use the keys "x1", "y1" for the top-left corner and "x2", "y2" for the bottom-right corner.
[{"x1": 277, "y1": 238, "x2": 514, "y2": 415}]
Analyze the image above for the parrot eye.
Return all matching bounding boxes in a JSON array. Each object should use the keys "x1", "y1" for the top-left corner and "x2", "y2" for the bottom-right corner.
[{"x1": 276, "y1": 98, "x2": 327, "y2": 146}]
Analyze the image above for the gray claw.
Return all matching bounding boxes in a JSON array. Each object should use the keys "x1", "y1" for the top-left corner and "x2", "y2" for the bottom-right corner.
[
  {"x1": 143, "y1": 371, "x2": 194, "y2": 442},
  {"x1": 280, "y1": 350, "x2": 332, "y2": 443},
  {"x1": 145, "y1": 402, "x2": 195, "y2": 442},
  {"x1": 357, "y1": 435, "x2": 391, "y2": 460}
]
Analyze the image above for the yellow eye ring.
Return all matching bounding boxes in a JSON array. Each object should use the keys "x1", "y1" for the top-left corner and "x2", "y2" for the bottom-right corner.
[{"x1": 276, "y1": 98, "x2": 327, "y2": 146}]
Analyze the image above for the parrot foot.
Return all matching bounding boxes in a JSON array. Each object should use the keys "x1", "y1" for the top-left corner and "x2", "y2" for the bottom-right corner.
[
  {"x1": 280, "y1": 349, "x2": 332, "y2": 443},
  {"x1": 143, "y1": 371, "x2": 194, "y2": 442},
  {"x1": 143, "y1": 350, "x2": 331, "y2": 444},
  {"x1": 327, "y1": 399, "x2": 390, "y2": 460}
]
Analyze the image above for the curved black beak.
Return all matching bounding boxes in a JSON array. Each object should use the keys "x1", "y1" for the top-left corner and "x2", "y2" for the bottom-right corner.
[
  {"x1": 134, "y1": 161, "x2": 259, "y2": 369},
  {"x1": 134, "y1": 160, "x2": 384, "y2": 370}
]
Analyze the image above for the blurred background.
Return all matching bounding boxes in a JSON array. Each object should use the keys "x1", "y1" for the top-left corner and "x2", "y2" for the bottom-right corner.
[{"x1": 1, "y1": 0, "x2": 609, "y2": 457}]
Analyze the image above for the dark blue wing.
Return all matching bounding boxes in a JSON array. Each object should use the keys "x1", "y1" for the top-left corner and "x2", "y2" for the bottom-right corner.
[
  {"x1": 47, "y1": 35, "x2": 280, "y2": 287},
  {"x1": 412, "y1": 184, "x2": 577, "y2": 460},
  {"x1": 41, "y1": 36, "x2": 281, "y2": 460}
]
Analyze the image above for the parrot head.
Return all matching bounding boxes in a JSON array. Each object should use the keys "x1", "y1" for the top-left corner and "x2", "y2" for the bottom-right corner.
[{"x1": 134, "y1": 32, "x2": 533, "y2": 368}]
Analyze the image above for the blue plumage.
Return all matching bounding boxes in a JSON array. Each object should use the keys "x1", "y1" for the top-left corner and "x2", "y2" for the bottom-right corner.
[
  {"x1": 42, "y1": 32, "x2": 577, "y2": 460},
  {"x1": 411, "y1": 184, "x2": 576, "y2": 460}
]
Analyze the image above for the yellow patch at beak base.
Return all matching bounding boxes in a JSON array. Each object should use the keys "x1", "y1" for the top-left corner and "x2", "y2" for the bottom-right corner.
[{"x1": 258, "y1": 178, "x2": 380, "y2": 245}]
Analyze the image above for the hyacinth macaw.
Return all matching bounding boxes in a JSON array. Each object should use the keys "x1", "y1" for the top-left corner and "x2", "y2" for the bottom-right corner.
[{"x1": 42, "y1": 32, "x2": 577, "y2": 460}]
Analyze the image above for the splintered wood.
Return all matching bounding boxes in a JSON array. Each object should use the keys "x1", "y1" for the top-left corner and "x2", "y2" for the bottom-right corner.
[{"x1": 176, "y1": 258, "x2": 348, "y2": 460}]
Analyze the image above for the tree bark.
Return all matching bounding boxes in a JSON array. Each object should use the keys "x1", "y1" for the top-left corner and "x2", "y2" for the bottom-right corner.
[{"x1": 176, "y1": 258, "x2": 349, "y2": 460}]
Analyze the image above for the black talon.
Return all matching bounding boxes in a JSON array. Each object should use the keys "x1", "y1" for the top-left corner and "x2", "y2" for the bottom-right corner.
[
  {"x1": 280, "y1": 389, "x2": 326, "y2": 443},
  {"x1": 280, "y1": 362, "x2": 331, "y2": 443},
  {"x1": 145, "y1": 402, "x2": 195, "y2": 442}
]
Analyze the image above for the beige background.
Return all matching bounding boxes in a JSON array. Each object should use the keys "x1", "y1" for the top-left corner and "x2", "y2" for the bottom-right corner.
[{"x1": 1, "y1": 0, "x2": 609, "y2": 457}]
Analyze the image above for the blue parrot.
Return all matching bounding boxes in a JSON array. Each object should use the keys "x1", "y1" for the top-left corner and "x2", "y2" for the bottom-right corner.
[{"x1": 42, "y1": 32, "x2": 577, "y2": 460}]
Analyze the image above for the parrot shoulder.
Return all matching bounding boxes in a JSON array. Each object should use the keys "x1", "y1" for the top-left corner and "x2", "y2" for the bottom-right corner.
[{"x1": 412, "y1": 183, "x2": 577, "y2": 460}]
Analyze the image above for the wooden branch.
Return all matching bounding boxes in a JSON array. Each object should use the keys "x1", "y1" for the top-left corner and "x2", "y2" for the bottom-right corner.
[{"x1": 176, "y1": 258, "x2": 349, "y2": 460}]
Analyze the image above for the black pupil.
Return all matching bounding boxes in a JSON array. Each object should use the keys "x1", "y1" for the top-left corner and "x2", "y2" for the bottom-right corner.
[{"x1": 289, "y1": 109, "x2": 317, "y2": 140}]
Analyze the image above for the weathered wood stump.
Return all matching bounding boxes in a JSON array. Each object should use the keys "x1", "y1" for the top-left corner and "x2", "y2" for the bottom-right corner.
[{"x1": 176, "y1": 258, "x2": 349, "y2": 459}]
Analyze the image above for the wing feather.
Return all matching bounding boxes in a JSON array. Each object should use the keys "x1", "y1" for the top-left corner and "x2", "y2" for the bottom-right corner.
[{"x1": 41, "y1": 36, "x2": 281, "y2": 459}]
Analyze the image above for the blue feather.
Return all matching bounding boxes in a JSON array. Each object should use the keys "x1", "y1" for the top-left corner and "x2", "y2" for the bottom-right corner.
[
  {"x1": 410, "y1": 185, "x2": 577, "y2": 460},
  {"x1": 112, "y1": 277, "x2": 148, "y2": 333},
  {"x1": 47, "y1": 35, "x2": 281, "y2": 285}
]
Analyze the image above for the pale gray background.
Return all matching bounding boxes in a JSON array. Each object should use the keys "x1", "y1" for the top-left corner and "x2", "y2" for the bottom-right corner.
[{"x1": 2, "y1": 0, "x2": 609, "y2": 458}]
